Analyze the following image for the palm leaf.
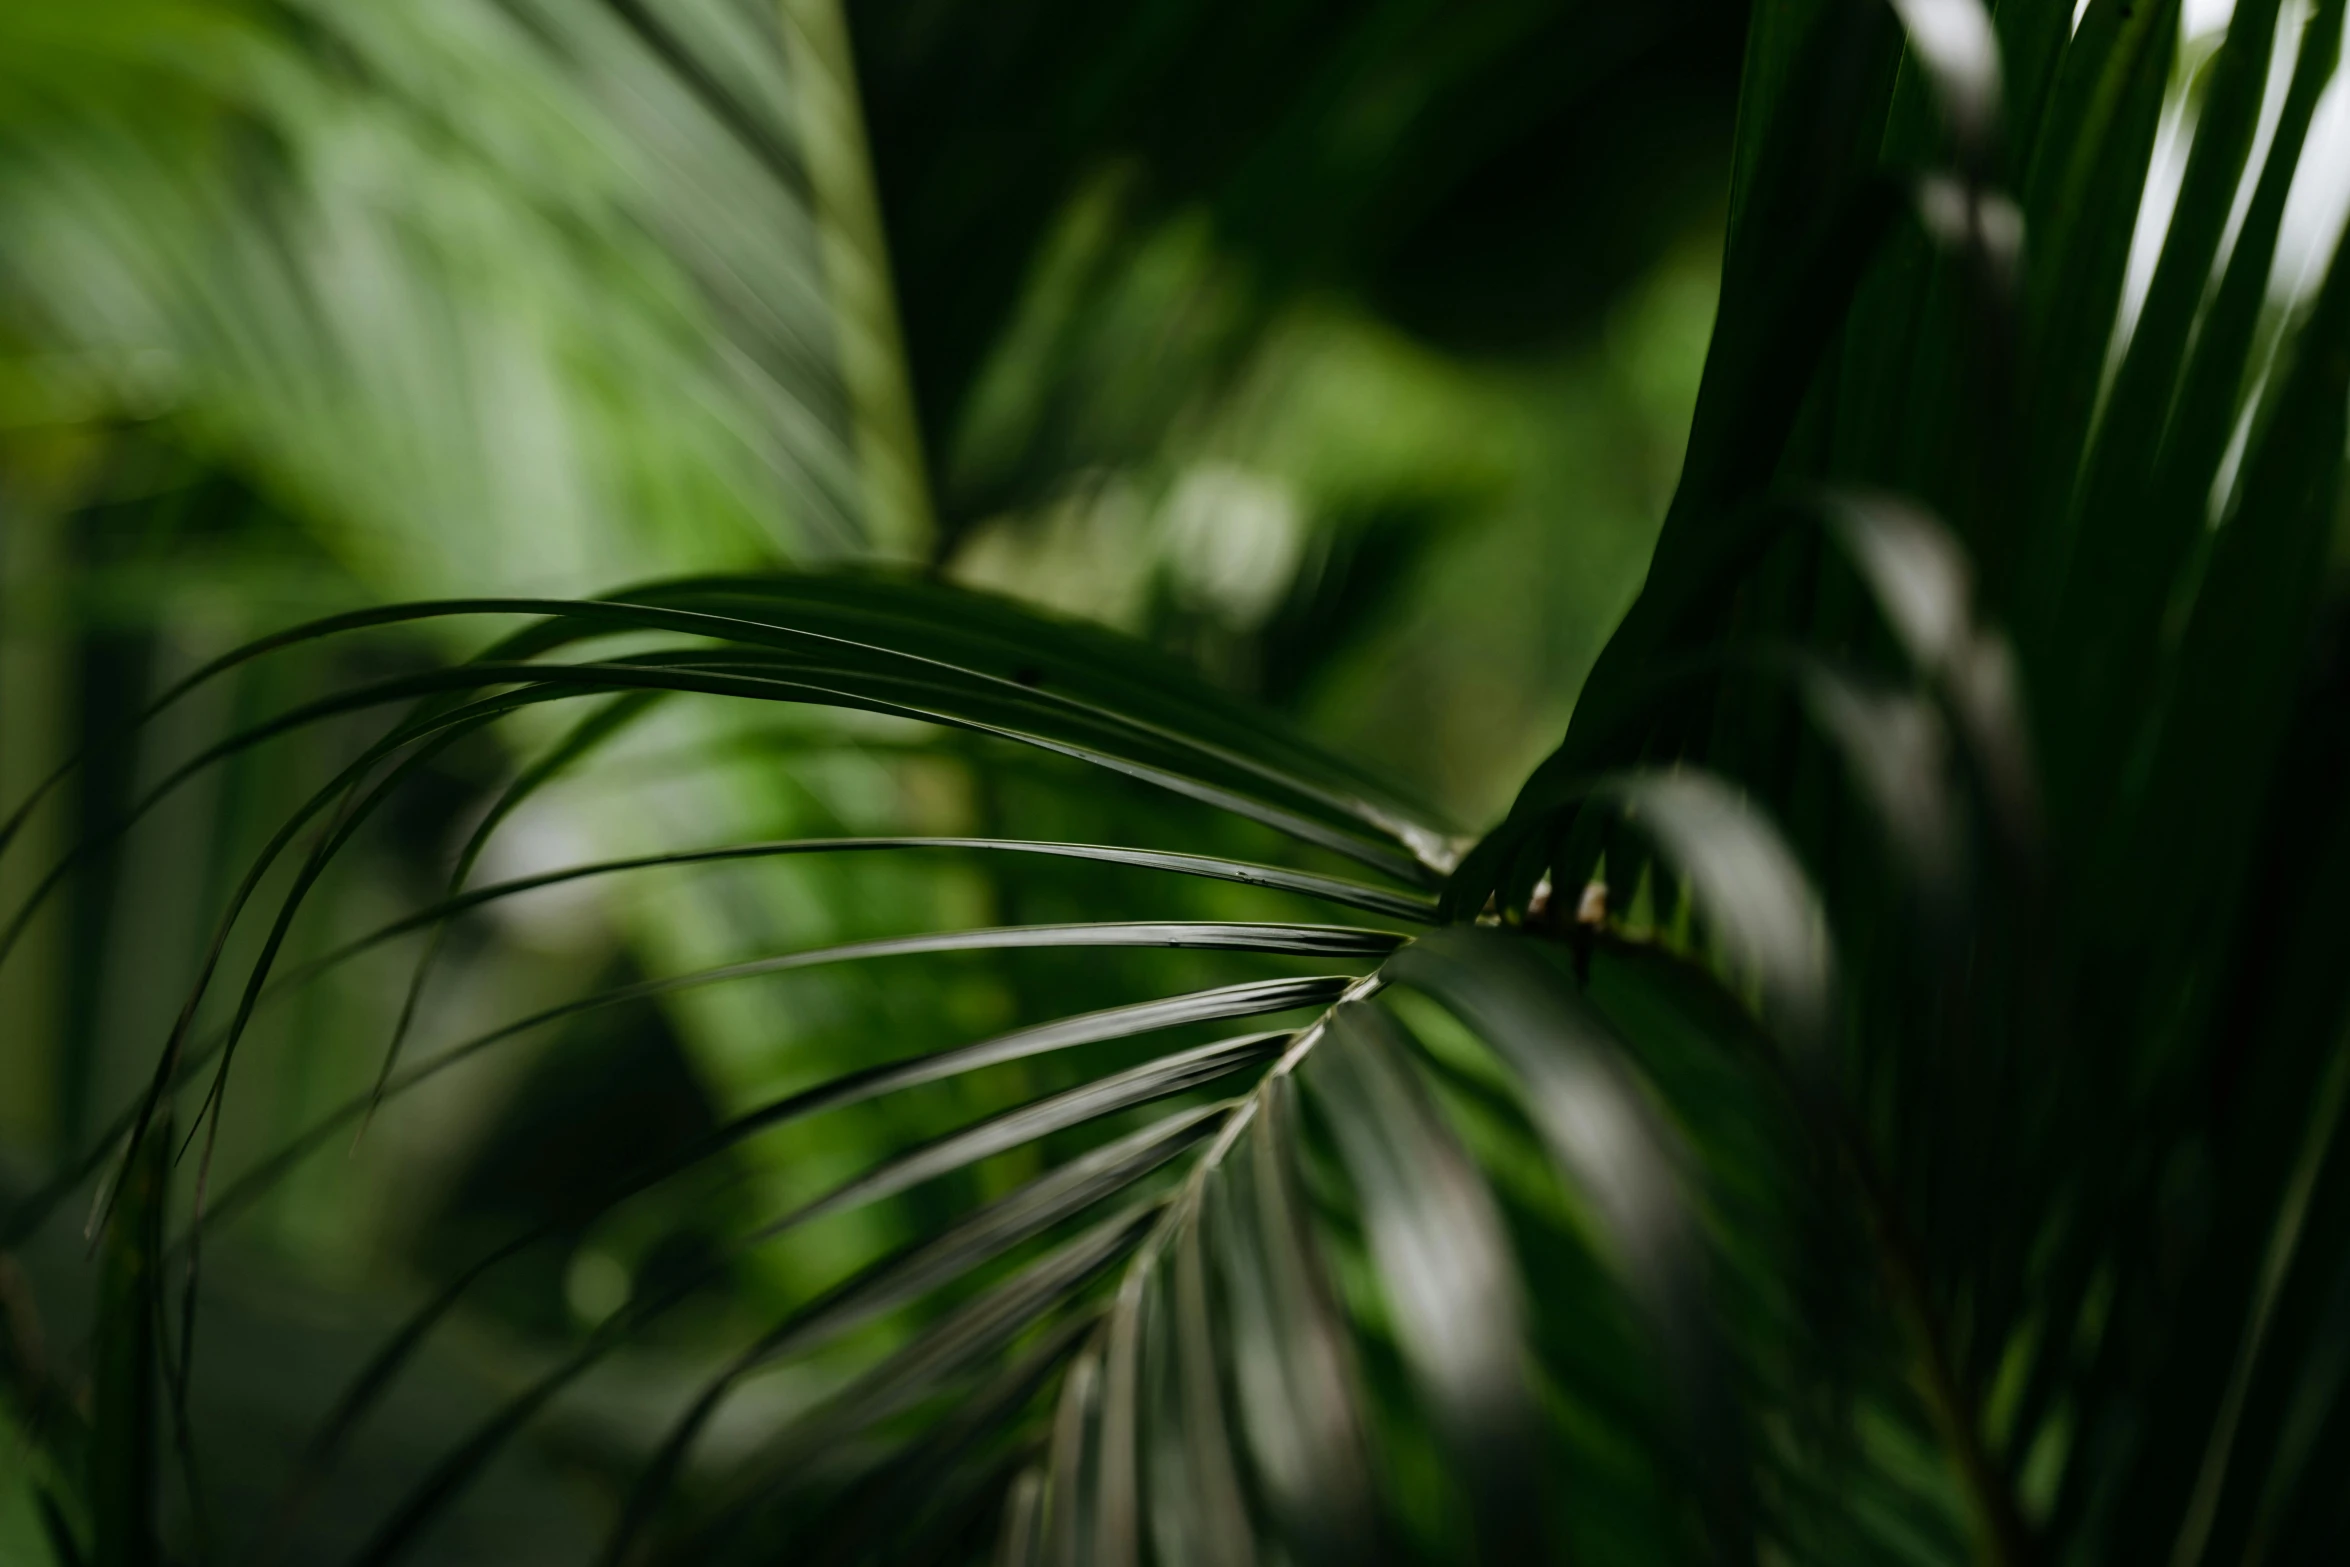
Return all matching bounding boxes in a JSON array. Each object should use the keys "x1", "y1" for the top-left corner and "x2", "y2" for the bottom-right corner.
[{"x1": 11, "y1": 0, "x2": 2350, "y2": 1563}]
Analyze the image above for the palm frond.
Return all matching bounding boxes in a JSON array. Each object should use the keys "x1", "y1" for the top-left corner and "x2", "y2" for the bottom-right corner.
[{"x1": 9, "y1": 0, "x2": 2350, "y2": 1563}]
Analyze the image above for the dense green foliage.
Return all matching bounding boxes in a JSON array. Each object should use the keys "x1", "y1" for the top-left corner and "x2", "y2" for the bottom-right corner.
[{"x1": 6, "y1": 0, "x2": 2350, "y2": 1563}]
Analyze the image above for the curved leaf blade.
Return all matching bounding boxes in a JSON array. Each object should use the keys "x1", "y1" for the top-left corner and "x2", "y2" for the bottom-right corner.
[{"x1": 1309, "y1": 1000, "x2": 1542, "y2": 1560}]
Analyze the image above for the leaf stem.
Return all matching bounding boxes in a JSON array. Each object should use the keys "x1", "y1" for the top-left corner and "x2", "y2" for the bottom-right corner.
[
  {"x1": 1588, "y1": 931, "x2": 2033, "y2": 1566},
  {"x1": 1850, "y1": 1147, "x2": 2033, "y2": 1567}
]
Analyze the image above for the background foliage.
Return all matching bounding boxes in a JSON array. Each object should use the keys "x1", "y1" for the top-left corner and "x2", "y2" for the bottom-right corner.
[{"x1": 4, "y1": 0, "x2": 2350, "y2": 1564}]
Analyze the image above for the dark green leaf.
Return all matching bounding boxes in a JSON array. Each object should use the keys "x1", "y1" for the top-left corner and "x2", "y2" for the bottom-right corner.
[
  {"x1": 1309, "y1": 1000, "x2": 1542, "y2": 1559},
  {"x1": 354, "y1": 1096, "x2": 1214, "y2": 1567},
  {"x1": 1384, "y1": 926, "x2": 1752, "y2": 1560},
  {"x1": 1042, "y1": 1346, "x2": 1101, "y2": 1567},
  {"x1": 1213, "y1": 1076, "x2": 1383, "y2": 1565},
  {"x1": 996, "y1": 1467, "x2": 1045, "y2": 1567},
  {"x1": 91, "y1": 1114, "x2": 163, "y2": 1567}
]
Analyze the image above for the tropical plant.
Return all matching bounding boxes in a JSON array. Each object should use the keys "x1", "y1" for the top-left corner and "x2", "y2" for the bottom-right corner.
[{"x1": 7, "y1": 0, "x2": 2350, "y2": 1563}]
